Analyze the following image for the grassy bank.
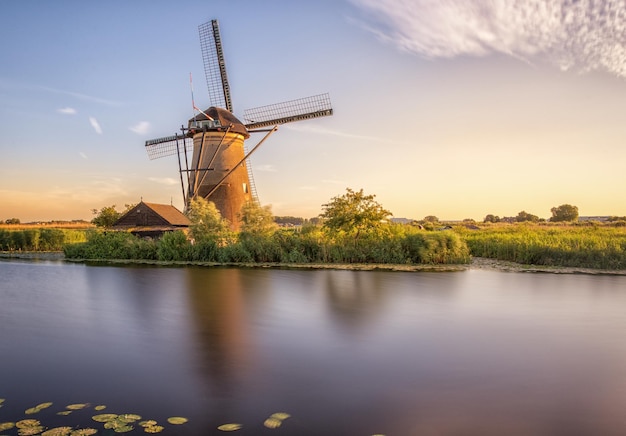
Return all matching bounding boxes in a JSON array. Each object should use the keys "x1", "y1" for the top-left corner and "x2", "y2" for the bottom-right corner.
[
  {"x1": 63, "y1": 226, "x2": 471, "y2": 266},
  {"x1": 458, "y1": 223, "x2": 626, "y2": 269}
]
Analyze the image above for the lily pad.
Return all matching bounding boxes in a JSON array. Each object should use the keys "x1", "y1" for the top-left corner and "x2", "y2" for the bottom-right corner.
[
  {"x1": 139, "y1": 420, "x2": 157, "y2": 427},
  {"x1": 16, "y1": 419, "x2": 41, "y2": 428},
  {"x1": 269, "y1": 413, "x2": 291, "y2": 421},
  {"x1": 65, "y1": 404, "x2": 88, "y2": 411},
  {"x1": 0, "y1": 422, "x2": 16, "y2": 431},
  {"x1": 17, "y1": 425, "x2": 45, "y2": 435},
  {"x1": 70, "y1": 430, "x2": 98, "y2": 436},
  {"x1": 217, "y1": 423, "x2": 242, "y2": 431},
  {"x1": 143, "y1": 425, "x2": 164, "y2": 433},
  {"x1": 24, "y1": 408, "x2": 40, "y2": 415},
  {"x1": 118, "y1": 414, "x2": 141, "y2": 423},
  {"x1": 263, "y1": 418, "x2": 282, "y2": 429},
  {"x1": 113, "y1": 425, "x2": 133, "y2": 433},
  {"x1": 57, "y1": 411, "x2": 72, "y2": 416},
  {"x1": 92, "y1": 414, "x2": 118, "y2": 423},
  {"x1": 166, "y1": 417, "x2": 188, "y2": 425},
  {"x1": 41, "y1": 427, "x2": 73, "y2": 436},
  {"x1": 36, "y1": 403, "x2": 53, "y2": 410},
  {"x1": 104, "y1": 421, "x2": 123, "y2": 430},
  {"x1": 94, "y1": 405, "x2": 106, "y2": 411}
]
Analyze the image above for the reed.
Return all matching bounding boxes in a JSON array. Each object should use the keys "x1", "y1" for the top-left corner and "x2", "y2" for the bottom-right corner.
[
  {"x1": 459, "y1": 224, "x2": 626, "y2": 269},
  {"x1": 1, "y1": 228, "x2": 88, "y2": 251}
]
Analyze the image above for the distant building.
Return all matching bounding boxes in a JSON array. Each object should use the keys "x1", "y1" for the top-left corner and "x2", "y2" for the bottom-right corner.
[{"x1": 113, "y1": 201, "x2": 190, "y2": 238}]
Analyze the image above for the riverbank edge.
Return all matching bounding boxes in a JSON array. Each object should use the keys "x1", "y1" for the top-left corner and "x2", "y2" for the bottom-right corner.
[{"x1": 3, "y1": 251, "x2": 626, "y2": 275}]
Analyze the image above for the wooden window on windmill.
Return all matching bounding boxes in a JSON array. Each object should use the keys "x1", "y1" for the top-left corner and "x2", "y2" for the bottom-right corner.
[{"x1": 243, "y1": 183, "x2": 248, "y2": 194}]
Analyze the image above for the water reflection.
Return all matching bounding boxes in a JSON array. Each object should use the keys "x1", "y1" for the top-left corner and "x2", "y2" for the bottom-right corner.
[
  {"x1": 185, "y1": 268, "x2": 251, "y2": 391},
  {"x1": 2, "y1": 261, "x2": 626, "y2": 435}
]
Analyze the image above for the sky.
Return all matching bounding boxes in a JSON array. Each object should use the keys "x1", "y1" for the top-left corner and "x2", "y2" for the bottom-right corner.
[{"x1": 1, "y1": 0, "x2": 625, "y2": 222}]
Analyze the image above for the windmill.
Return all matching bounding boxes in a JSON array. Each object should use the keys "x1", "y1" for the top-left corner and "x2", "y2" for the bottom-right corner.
[{"x1": 144, "y1": 19, "x2": 333, "y2": 230}]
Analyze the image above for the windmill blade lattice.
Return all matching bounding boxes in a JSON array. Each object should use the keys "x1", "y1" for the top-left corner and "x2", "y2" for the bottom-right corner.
[
  {"x1": 145, "y1": 135, "x2": 193, "y2": 160},
  {"x1": 198, "y1": 20, "x2": 232, "y2": 112},
  {"x1": 243, "y1": 93, "x2": 333, "y2": 130}
]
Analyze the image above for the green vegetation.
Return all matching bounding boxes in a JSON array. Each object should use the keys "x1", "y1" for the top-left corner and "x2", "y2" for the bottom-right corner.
[
  {"x1": 63, "y1": 224, "x2": 470, "y2": 265},
  {"x1": 8, "y1": 193, "x2": 626, "y2": 270},
  {"x1": 91, "y1": 204, "x2": 136, "y2": 228},
  {"x1": 64, "y1": 191, "x2": 470, "y2": 265},
  {"x1": 550, "y1": 203, "x2": 579, "y2": 222},
  {"x1": 320, "y1": 188, "x2": 392, "y2": 242},
  {"x1": 459, "y1": 223, "x2": 626, "y2": 269},
  {"x1": 0, "y1": 228, "x2": 86, "y2": 251}
]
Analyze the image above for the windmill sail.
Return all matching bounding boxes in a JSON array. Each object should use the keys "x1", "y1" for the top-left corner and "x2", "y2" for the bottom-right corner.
[
  {"x1": 145, "y1": 135, "x2": 193, "y2": 160},
  {"x1": 243, "y1": 93, "x2": 333, "y2": 130},
  {"x1": 198, "y1": 19, "x2": 232, "y2": 112}
]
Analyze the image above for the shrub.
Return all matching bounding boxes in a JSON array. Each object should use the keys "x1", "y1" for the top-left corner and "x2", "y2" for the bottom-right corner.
[{"x1": 157, "y1": 231, "x2": 191, "y2": 261}]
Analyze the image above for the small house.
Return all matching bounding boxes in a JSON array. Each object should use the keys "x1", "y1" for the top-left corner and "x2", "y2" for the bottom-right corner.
[{"x1": 113, "y1": 201, "x2": 190, "y2": 238}]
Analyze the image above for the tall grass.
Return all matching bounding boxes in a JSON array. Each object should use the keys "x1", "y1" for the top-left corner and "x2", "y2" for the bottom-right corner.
[
  {"x1": 459, "y1": 224, "x2": 626, "y2": 269},
  {"x1": 0, "y1": 228, "x2": 88, "y2": 251}
]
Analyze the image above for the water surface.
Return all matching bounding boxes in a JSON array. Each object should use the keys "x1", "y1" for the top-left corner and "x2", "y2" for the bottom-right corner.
[{"x1": 1, "y1": 260, "x2": 626, "y2": 435}]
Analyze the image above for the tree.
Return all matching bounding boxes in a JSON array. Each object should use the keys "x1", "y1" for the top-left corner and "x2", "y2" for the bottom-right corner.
[
  {"x1": 550, "y1": 204, "x2": 579, "y2": 222},
  {"x1": 484, "y1": 214, "x2": 500, "y2": 223},
  {"x1": 91, "y1": 205, "x2": 120, "y2": 228},
  {"x1": 4, "y1": 218, "x2": 20, "y2": 225},
  {"x1": 516, "y1": 211, "x2": 539, "y2": 223},
  {"x1": 422, "y1": 215, "x2": 439, "y2": 223},
  {"x1": 320, "y1": 188, "x2": 392, "y2": 240},
  {"x1": 186, "y1": 197, "x2": 230, "y2": 242},
  {"x1": 239, "y1": 201, "x2": 277, "y2": 235}
]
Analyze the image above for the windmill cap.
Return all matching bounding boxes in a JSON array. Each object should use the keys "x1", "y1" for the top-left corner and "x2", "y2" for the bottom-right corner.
[{"x1": 189, "y1": 107, "x2": 250, "y2": 139}]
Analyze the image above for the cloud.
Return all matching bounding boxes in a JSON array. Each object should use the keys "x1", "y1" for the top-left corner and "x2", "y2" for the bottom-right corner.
[
  {"x1": 39, "y1": 85, "x2": 124, "y2": 106},
  {"x1": 89, "y1": 117, "x2": 103, "y2": 135},
  {"x1": 350, "y1": 0, "x2": 626, "y2": 78},
  {"x1": 79, "y1": 152, "x2": 88, "y2": 159},
  {"x1": 285, "y1": 123, "x2": 400, "y2": 142},
  {"x1": 58, "y1": 107, "x2": 76, "y2": 115},
  {"x1": 129, "y1": 121, "x2": 151, "y2": 135},
  {"x1": 148, "y1": 177, "x2": 178, "y2": 186}
]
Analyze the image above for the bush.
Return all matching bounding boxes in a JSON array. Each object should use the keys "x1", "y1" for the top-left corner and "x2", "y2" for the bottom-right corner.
[
  {"x1": 157, "y1": 231, "x2": 191, "y2": 261},
  {"x1": 63, "y1": 231, "x2": 157, "y2": 260}
]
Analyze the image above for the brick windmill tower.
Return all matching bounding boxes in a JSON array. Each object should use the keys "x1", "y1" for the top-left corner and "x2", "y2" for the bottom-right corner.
[{"x1": 144, "y1": 19, "x2": 333, "y2": 230}]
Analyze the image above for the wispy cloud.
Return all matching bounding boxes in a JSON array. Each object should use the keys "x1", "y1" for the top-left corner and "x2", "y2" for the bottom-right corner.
[
  {"x1": 58, "y1": 107, "x2": 76, "y2": 115},
  {"x1": 39, "y1": 85, "x2": 124, "y2": 106},
  {"x1": 148, "y1": 177, "x2": 178, "y2": 186},
  {"x1": 350, "y1": 0, "x2": 626, "y2": 78},
  {"x1": 89, "y1": 117, "x2": 103, "y2": 135},
  {"x1": 79, "y1": 152, "x2": 88, "y2": 160},
  {"x1": 129, "y1": 121, "x2": 151, "y2": 135},
  {"x1": 285, "y1": 123, "x2": 397, "y2": 142}
]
